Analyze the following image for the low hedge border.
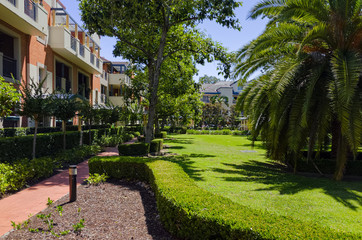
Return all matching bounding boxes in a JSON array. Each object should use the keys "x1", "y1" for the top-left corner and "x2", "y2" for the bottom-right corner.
[
  {"x1": 186, "y1": 129, "x2": 250, "y2": 135},
  {"x1": 89, "y1": 157, "x2": 360, "y2": 240},
  {"x1": 0, "y1": 145, "x2": 100, "y2": 196},
  {"x1": 150, "y1": 139, "x2": 163, "y2": 153},
  {"x1": 155, "y1": 131, "x2": 167, "y2": 139},
  {"x1": 118, "y1": 143, "x2": 150, "y2": 156}
]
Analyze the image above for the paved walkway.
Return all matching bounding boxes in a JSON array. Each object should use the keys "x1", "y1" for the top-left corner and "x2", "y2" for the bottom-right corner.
[{"x1": 0, "y1": 146, "x2": 119, "y2": 237}]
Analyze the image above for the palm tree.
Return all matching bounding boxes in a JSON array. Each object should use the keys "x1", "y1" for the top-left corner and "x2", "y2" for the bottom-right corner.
[{"x1": 235, "y1": 0, "x2": 362, "y2": 180}]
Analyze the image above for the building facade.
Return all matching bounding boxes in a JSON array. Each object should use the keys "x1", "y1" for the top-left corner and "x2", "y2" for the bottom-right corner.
[
  {"x1": 101, "y1": 60, "x2": 131, "y2": 107},
  {"x1": 200, "y1": 81, "x2": 243, "y2": 108},
  {"x1": 0, "y1": 0, "x2": 103, "y2": 128}
]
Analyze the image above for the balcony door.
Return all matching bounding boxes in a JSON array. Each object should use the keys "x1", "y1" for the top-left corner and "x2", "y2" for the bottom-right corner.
[
  {"x1": 78, "y1": 72, "x2": 90, "y2": 99},
  {"x1": 55, "y1": 61, "x2": 71, "y2": 92}
]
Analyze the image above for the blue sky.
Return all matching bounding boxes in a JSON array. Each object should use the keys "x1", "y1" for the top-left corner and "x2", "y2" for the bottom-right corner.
[{"x1": 60, "y1": 0, "x2": 268, "y2": 82}]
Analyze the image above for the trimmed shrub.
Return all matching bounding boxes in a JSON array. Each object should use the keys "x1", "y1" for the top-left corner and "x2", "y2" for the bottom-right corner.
[
  {"x1": 138, "y1": 136, "x2": 145, "y2": 143},
  {"x1": 125, "y1": 125, "x2": 143, "y2": 134},
  {"x1": 155, "y1": 131, "x2": 167, "y2": 139},
  {"x1": 0, "y1": 145, "x2": 100, "y2": 196},
  {"x1": 150, "y1": 139, "x2": 163, "y2": 153},
  {"x1": 89, "y1": 157, "x2": 361, "y2": 240},
  {"x1": 133, "y1": 131, "x2": 141, "y2": 137},
  {"x1": 118, "y1": 143, "x2": 149, "y2": 156}
]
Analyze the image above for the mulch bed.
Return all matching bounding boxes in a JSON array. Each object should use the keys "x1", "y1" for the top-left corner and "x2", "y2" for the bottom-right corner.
[{"x1": 2, "y1": 180, "x2": 176, "y2": 240}]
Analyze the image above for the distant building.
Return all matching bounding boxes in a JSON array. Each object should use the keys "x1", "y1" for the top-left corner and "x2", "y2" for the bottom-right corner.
[
  {"x1": 200, "y1": 81, "x2": 243, "y2": 109},
  {"x1": 101, "y1": 60, "x2": 131, "y2": 107}
]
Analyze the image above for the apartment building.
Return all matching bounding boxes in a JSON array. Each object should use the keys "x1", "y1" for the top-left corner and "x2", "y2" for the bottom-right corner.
[
  {"x1": 0, "y1": 0, "x2": 103, "y2": 128},
  {"x1": 200, "y1": 81, "x2": 243, "y2": 108},
  {"x1": 101, "y1": 60, "x2": 131, "y2": 107}
]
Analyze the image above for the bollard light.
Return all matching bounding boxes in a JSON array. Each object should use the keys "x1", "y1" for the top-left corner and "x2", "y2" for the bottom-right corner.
[{"x1": 69, "y1": 165, "x2": 77, "y2": 202}]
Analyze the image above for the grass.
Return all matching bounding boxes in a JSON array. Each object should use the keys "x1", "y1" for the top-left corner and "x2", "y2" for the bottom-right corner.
[{"x1": 165, "y1": 134, "x2": 362, "y2": 235}]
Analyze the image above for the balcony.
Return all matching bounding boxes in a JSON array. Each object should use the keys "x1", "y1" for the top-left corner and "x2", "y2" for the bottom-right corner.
[
  {"x1": 0, "y1": 0, "x2": 48, "y2": 37},
  {"x1": 109, "y1": 73, "x2": 130, "y2": 86},
  {"x1": 109, "y1": 96, "x2": 125, "y2": 107},
  {"x1": 48, "y1": 8, "x2": 102, "y2": 74}
]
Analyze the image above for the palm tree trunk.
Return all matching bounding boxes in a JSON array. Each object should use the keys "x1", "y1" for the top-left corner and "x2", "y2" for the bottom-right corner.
[
  {"x1": 333, "y1": 126, "x2": 348, "y2": 181},
  {"x1": 32, "y1": 119, "x2": 38, "y2": 159},
  {"x1": 62, "y1": 120, "x2": 66, "y2": 150}
]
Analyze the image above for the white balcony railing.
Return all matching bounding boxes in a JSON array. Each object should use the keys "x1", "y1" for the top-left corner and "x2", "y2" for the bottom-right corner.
[
  {"x1": 0, "y1": 0, "x2": 48, "y2": 36},
  {"x1": 48, "y1": 26, "x2": 103, "y2": 74}
]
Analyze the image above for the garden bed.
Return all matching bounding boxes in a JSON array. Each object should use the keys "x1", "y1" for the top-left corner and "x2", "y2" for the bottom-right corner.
[{"x1": 1, "y1": 180, "x2": 175, "y2": 240}]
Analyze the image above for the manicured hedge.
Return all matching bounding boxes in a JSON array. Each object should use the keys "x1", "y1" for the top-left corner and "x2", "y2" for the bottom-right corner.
[
  {"x1": 163, "y1": 126, "x2": 187, "y2": 134},
  {"x1": 155, "y1": 131, "x2": 167, "y2": 139},
  {"x1": 0, "y1": 132, "x2": 81, "y2": 163},
  {"x1": 118, "y1": 143, "x2": 150, "y2": 156},
  {"x1": 150, "y1": 139, "x2": 163, "y2": 153},
  {"x1": 125, "y1": 125, "x2": 143, "y2": 134},
  {"x1": 186, "y1": 129, "x2": 250, "y2": 135},
  {"x1": 0, "y1": 125, "x2": 110, "y2": 138},
  {"x1": 0, "y1": 145, "x2": 100, "y2": 195},
  {"x1": 89, "y1": 157, "x2": 360, "y2": 240}
]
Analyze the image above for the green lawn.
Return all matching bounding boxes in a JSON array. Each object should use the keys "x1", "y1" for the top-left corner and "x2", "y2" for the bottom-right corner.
[{"x1": 165, "y1": 134, "x2": 362, "y2": 234}]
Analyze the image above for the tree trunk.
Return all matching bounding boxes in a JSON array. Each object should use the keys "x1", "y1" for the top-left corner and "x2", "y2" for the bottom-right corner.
[
  {"x1": 32, "y1": 119, "x2": 38, "y2": 159},
  {"x1": 89, "y1": 120, "x2": 92, "y2": 145},
  {"x1": 62, "y1": 120, "x2": 66, "y2": 150},
  {"x1": 145, "y1": 64, "x2": 161, "y2": 143},
  {"x1": 79, "y1": 118, "x2": 83, "y2": 146},
  {"x1": 155, "y1": 114, "x2": 160, "y2": 134},
  {"x1": 331, "y1": 118, "x2": 339, "y2": 158},
  {"x1": 334, "y1": 126, "x2": 348, "y2": 181}
]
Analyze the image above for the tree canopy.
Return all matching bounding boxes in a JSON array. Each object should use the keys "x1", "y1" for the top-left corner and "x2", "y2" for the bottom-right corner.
[
  {"x1": 199, "y1": 75, "x2": 222, "y2": 84},
  {"x1": 234, "y1": 0, "x2": 362, "y2": 180},
  {"x1": 79, "y1": 0, "x2": 241, "y2": 142}
]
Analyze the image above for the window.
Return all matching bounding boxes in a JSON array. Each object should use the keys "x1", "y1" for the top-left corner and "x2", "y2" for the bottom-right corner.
[
  {"x1": 95, "y1": 90, "x2": 98, "y2": 104},
  {"x1": 55, "y1": 61, "x2": 71, "y2": 92},
  {"x1": 39, "y1": 67, "x2": 46, "y2": 88}
]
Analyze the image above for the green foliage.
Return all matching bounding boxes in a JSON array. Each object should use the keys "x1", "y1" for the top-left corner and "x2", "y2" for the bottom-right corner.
[
  {"x1": 186, "y1": 129, "x2": 249, "y2": 135},
  {"x1": 85, "y1": 173, "x2": 109, "y2": 185},
  {"x1": 198, "y1": 75, "x2": 222, "y2": 84},
  {"x1": 89, "y1": 156, "x2": 360, "y2": 239},
  {"x1": 118, "y1": 143, "x2": 150, "y2": 156},
  {"x1": 0, "y1": 132, "x2": 81, "y2": 163},
  {"x1": 150, "y1": 139, "x2": 163, "y2": 153},
  {"x1": 0, "y1": 145, "x2": 100, "y2": 196},
  {"x1": 0, "y1": 76, "x2": 20, "y2": 118},
  {"x1": 234, "y1": 0, "x2": 362, "y2": 180},
  {"x1": 79, "y1": 0, "x2": 240, "y2": 143},
  {"x1": 154, "y1": 131, "x2": 167, "y2": 139},
  {"x1": 132, "y1": 131, "x2": 141, "y2": 137},
  {"x1": 13, "y1": 199, "x2": 86, "y2": 237},
  {"x1": 72, "y1": 218, "x2": 85, "y2": 233}
]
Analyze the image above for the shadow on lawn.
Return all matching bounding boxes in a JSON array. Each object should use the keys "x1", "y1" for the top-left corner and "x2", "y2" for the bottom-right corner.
[
  {"x1": 164, "y1": 138, "x2": 194, "y2": 145},
  {"x1": 164, "y1": 154, "x2": 216, "y2": 182},
  {"x1": 237, "y1": 142, "x2": 266, "y2": 150},
  {"x1": 212, "y1": 161, "x2": 362, "y2": 210}
]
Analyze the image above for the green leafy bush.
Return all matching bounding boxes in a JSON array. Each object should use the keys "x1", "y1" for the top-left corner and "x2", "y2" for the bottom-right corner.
[
  {"x1": 123, "y1": 133, "x2": 135, "y2": 142},
  {"x1": 133, "y1": 131, "x2": 141, "y2": 137},
  {"x1": 0, "y1": 145, "x2": 101, "y2": 196},
  {"x1": 150, "y1": 139, "x2": 163, "y2": 153},
  {"x1": 89, "y1": 157, "x2": 360, "y2": 240},
  {"x1": 118, "y1": 143, "x2": 149, "y2": 156},
  {"x1": 155, "y1": 131, "x2": 167, "y2": 139}
]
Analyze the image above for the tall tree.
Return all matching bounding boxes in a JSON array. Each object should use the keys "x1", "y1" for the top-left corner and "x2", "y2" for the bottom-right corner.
[
  {"x1": 19, "y1": 78, "x2": 51, "y2": 159},
  {"x1": 234, "y1": 0, "x2": 362, "y2": 180},
  {"x1": 50, "y1": 93, "x2": 80, "y2": 150},
  {"x1": 79, "y1": 0, "x2": 241, "y2": 143}
]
